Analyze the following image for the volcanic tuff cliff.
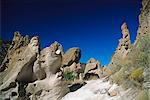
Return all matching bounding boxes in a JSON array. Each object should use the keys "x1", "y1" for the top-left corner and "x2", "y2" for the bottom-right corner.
[{"x1": 0, "y1": 0, "x2": 150, "y2": 100}]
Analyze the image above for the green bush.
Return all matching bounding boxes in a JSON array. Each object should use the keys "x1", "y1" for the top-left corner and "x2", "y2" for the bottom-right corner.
[
  {"x1": 63, "y1": 72, "x2": 75, "y2": 81},
  {"x1": 129, "y1": 68, "x2": 144, "y2": 82}
]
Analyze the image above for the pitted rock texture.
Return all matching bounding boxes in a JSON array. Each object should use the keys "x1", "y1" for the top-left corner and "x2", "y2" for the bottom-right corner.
[
  {"x1": 0, "y1": 33, "x2": 69, "y2": 100},
  {"x1": 83, "y1": 58, "x2": 102, "y2": 80},
  {"x1": 0, "y1": 34, "x2": 39, "y2": 100},
  {"x1": 62, "y1": 47, "x2": 81, "y2": 67}
]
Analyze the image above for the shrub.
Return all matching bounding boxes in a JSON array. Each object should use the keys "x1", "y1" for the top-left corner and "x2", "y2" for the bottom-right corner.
[
  {"x1": 112, "y1": 66, "x2": 128, "y2": 85},
  {"x1": 129, "y1": 68, "x2": 144, "y2": 82},
  {"x1": 63, "y1": 72, "x2": 75, "y2": 81}
]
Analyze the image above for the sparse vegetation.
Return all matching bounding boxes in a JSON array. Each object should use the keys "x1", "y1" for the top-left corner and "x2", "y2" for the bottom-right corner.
[
  {"x1": 129, "y1": 68, "x2": 144, "y2": 82},
  {"x1": 137, "y1": 90, "x2": 149, "y2": 100},
  {"x1": 63, "y1": 72, "x2": 76, "y2": 81},
  {"x1": 111, "y1": 35, "x2": 150, "y2": 90}
]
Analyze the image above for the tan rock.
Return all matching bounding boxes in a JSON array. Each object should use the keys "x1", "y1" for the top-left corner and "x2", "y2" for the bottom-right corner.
[
  {"x1": 63, "y1": 62, "x2": 81, "y2": 73},
  {"x1": 26, "y1": 74, "x2": 69, "y2": 100},
  {"x1": 62, "y1": 47, "x2": 81, "y2": 67},
  {"x1": 0, "y1": 35, "x2": 39, "y2": 99},
  {"x1": 87, "y1": 58, "x2": 97, "y2": 63},
  {"x1": 0, "y1": 32, "x2": 30, "y2": 72},
  {"x1": 107, "y1": 22, "x2": 132, "y2": 75},
  {"x1": 33, "y1": 41, "x2": 63, "y2": 79},
  {"x1": 108, "y1": 91, "x2": 117, "y2": 97},
  {"x1": 137, "y1": 0, "x2": 150, "y2": 37},
  {"x1": 0, "y1": 34, "x2": 68, "y2": 100},
  {"x1": 83, "y1": 58, "x2": 102, "y2": 80},
  {"x1": 84, "y1": 58, "x2": 100, "y2": 75},
  {"x1": 117, "y1": 22, "x2": 131, "y2": 53},
  {"x1": 27, "y1": 41, "x2": 69, "y2": 100}
]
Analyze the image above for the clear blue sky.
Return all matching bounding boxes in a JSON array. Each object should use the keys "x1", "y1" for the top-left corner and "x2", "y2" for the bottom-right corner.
[{"x1": 1, "y1": 0, "x2": 141, "y2": 65}]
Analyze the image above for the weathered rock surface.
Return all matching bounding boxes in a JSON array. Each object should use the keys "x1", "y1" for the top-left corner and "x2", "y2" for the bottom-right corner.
[
  {"x1": 26, "y1": 41, "x2": 69, "y2": 100},
  {"x1": 117, "y1": 23, "x2": 131, "y2": 52},
  {"x1": 33, "y1": 41, "x2": 63, "y2": 80},
  {"x1": 137, "y1": 0, "x2": 150, "y2": 36},
  {"x1": 105, "y1": 22, "x2": 132, "y2": 76},
  {"x1": 0, "y1": 39, "x2": 11, "y2": 66},
  {"x1": 63, "y1": 62, "x2": 81, "y2": 73},
  {"x1": 83, "y1": 58, "x2": 102, "y2": 80},
  {"x1": 0, "y1": 32, "x2": 30, "y2": 72},
  {"x1": 0, "y1": 33, "x2": 69, "y2": 100},
  {"x1": 26, "y1": 74, "x2": 69, "y2": 100},
  {"x1": 62, "y1": 47, "x2": 81, "y2": 67},
  {"x1": 0, "y1": 33, "x2": 39, "y2": 99}
]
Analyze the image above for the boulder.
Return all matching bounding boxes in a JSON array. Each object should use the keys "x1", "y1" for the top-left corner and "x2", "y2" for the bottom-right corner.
[
  {"x1": 33, "y1": 41, "x2": 63, "y2": 79},
  {"x1": 26, "y1": 74, "x2": 69, "y2": 100},
  {"x1": 63, "y1": 62, "x2": 81, "y2": 73},
  {"x1": 26, "y1": 41, "x2": 69, "y2": 100},
  {"x1": 83, "y1": 58, "x2": 102, "y2": 80},
  {"x1": 62, "y1": 47, "x2": 81, "y2": 67}
]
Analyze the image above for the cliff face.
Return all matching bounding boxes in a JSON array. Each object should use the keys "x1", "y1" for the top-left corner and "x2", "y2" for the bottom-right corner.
[
  {"x1": 108, "y1": 23, "x2": 132, "y2": 74},
  {"x1": 109, "y1": 0, "x2": 150, "y2": 73},
  {"x1": 138, "y1": 0, "x2": 150, "y2": 36},
  {"x1": 108, "y1": 0, "x2": 150, "y2": 99}
]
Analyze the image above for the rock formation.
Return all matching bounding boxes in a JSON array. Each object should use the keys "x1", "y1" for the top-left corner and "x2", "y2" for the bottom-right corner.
[
  {"x1": 0, "y1": 39, "x2": 11, "y2": 66},
  {"x1": 63, "y1": 62, "x2": 81, "y2": 73},
  {"x1": 106, "y1": 22, "x2": 131, "y2": 74},
  {"x1": 0, "y1": 33, "x2": 69, "y2": 100},
  {"x1": 117, "y1": 23, "x2": 131, "y2": 52},
  {"x1": 0, "y1": 0, "x2": 150, "y2": 100},
  {"x1": 0, "y1": 33, "x2": 39, "y2": 99},
  {"x1": 26, "y1": 41, "x2": 69, "y2": 100},
  {"x1": 0, "y1": 32, "x2": 30, "y2": 72},
  {"x1": 62, "y1": 47, "x2": 81, "y2": 67},
  {"x1": 137, "y1": 0, "x2": 150, "y2": 36},
  {"x1": 83, "y1": 58, "x2": 102, "y2": 80}
]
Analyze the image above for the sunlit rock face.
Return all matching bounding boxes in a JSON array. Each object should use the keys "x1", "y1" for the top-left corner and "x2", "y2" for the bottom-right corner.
[
  {"x1": 33, "y1": 41, "x2": 63, "y2": 79},
  {"x1": 26, "y1": 41, "x2": 69, "y2": 100},
  {"x1": 106, "y1": 22, "x2": 132, "y2": 75},
  {"x1": 118, "y1": 23, "x2": 131, "y2": 52},
  {"x1": 138, "y1": 0, "x2": 150, "y2": 36},
  {"x1": 83, "y1": 58, "x2": 102, "y2": 80},
  {"x1": 62, "y1": 47, "x2": 81, "y2": 67},
  {"x1": 0, "y1": 33, "x2": 39, "y2": 100},
  {"x1": 63, "y1": 62, "x2": 81, "y2": 73},
  {"x1": 0, "y1": 33, "x2": 69, "y2": 100}
]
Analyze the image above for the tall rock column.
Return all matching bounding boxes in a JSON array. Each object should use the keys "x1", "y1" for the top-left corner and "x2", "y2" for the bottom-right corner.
[
  {"x1": 107, "y1": 22, "x2": 131, "y2": 74},
  {"x1": 137, "y1": 0, "x2": 150, "y2": 36},
  {"x1": 117, "y1": 22, "x2": 131, "y2": 53}
]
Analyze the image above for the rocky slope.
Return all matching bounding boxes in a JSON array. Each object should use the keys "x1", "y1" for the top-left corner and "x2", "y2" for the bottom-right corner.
[{"x1": 0, "y1": 0, "x2": 150, "y2": 100}]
